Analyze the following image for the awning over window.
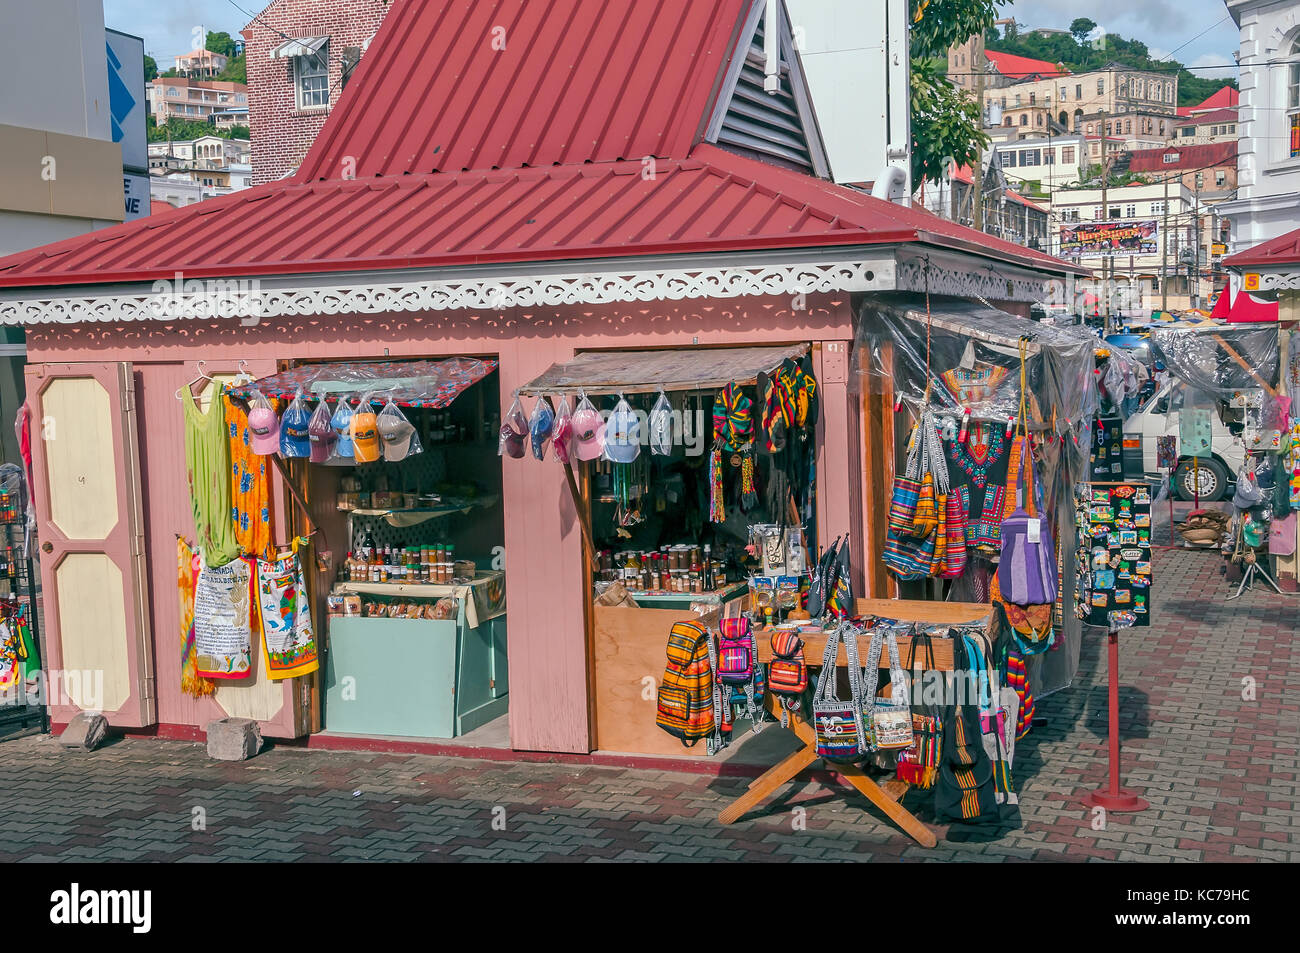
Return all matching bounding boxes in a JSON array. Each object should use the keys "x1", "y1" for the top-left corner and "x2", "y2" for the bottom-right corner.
[
  {"x1": 270, "y1": 36, "x2": 328, "y2": 60},
  {"x1": 520, "y1": 344, "x2": 809, "y2": 397},
  {"x1": 228, "y1": 357, "x2": 497, "y2": 408}
]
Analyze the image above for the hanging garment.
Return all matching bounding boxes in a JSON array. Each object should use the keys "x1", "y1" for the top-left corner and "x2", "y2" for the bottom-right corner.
[
  {"x1": 225, "y1": 394, "x2": 273, "y2": 560},
  {"x1": 255, "y1": 547, "x2": 320, "y2": 680},
  {"x1": 178, "y1": 538, "x2": 215, "y2": 698},
  {"x1": 946, "y1": 421, "x2": 1007, "y2": 489},
  {"x1": 193, "y1": 555, "x2": 254, "y2": 679},
  {"x1": 941, "y1": 365, "x2": 1009, "y2": 409},
  {"x1": 182, "y1": 388, "x2": 241, "y2": 568},
  {"x1": 0, "y1": 620, "x2": 20, "y2": 690}
]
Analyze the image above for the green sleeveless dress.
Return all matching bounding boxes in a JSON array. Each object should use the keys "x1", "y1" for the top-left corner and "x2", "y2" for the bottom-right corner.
[{"x1": 182, "y1": 387, "x2": 241, "y2": 568}]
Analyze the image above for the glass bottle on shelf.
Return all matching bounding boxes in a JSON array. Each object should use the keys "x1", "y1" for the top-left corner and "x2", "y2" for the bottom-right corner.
[{"x1": 702, "y1": 545, "x2": 713, "y2": 591}]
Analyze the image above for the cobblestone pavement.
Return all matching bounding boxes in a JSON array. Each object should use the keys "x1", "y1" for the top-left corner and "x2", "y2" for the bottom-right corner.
[{"x1": 1, "y1": 547, "x2": 1295, "y2": 862}]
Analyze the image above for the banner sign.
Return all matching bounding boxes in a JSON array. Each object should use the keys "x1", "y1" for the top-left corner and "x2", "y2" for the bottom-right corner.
[{"x1": 1059, "y1": 220, "x2": 1159, "y2": 259}]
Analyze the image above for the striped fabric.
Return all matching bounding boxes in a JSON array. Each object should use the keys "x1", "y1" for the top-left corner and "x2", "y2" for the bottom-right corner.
[
  {"x1": 712, "y1": 383, "x2": 752, "y2": 451},
  {"x1": 967, "y1": 484, "x2": 1006, "y2": 553},
  {"x1": 1004, "y1": 648, "x2": 1035, "y2": 740},
  {"x1": 760, "y1": 369, "x2": 796, "y2": 452},
  {"x1": 655, "y1": 620, "x2": 717, "y2": 746}
]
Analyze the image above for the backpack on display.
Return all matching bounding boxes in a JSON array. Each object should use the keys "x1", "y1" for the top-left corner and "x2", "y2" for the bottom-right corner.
[
  {"x1": 767, "y1": 629, "x2": 808, "y2": 726},
  {"x1": 716, "y1": 616, "x2": 755, "y2": 684},
  {"x1": 655, "y1": 620, "x2": 717, "y2": 747},
  {"x1": 719, "y1": 616, "x2": 765, "y2": 734}
]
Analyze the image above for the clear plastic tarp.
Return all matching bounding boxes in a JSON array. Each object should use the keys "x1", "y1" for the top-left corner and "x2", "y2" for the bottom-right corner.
[
  {"x1": 228, "y1": 358, "x2": 498, "y2": 408},
  {"x1": 852, "y1": 294, "x2": 1105, "y2": 697},
  {"x1": 1148, "y1": 325, "x2": 1279, "y2": 401}
]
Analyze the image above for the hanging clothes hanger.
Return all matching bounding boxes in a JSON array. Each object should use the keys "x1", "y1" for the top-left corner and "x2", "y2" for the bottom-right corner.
[
  {"x1": 229, "y1": 360, "x2": 256, "y2": 386},
  {"x1": 175, "y1": 361, "x2": 214, "y2": 400}
]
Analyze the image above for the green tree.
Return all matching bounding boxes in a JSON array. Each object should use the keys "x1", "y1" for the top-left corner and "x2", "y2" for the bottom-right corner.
[
  {"x1": 909, "y1": 0, "x2": 1004, "y2": 188},
  {"x1": 1070, "y1": 18, "x2": 1098, "y2": 45},
  {"x1": 143, "y1": 53, "x2": 158, "y2": 81},
  {"x1": 204, "y1": 30, "x2": 238, "y2": 59},
  {"x1": 216, "y1": 52, "x2": 246, "y2": 84}
]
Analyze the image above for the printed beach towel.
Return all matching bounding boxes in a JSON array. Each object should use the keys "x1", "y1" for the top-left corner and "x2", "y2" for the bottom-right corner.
[
  {"x1": 256, "y1": 549, "x2": 319, "y2": 680},
  {"x1": 193, "y1": 556, "x2": 254, "y2": 679},
  {"x1": 179, "y1": 538, "x2": 216, "y2": 697}
]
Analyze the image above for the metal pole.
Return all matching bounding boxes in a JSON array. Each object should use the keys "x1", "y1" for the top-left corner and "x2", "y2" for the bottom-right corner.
[
  {"x1": 1161, "y1": 172, "x2": 1170, "y2": 312},
  {"x1": 1192, "y1": 176, "x2": 1202, "y2": 310},
  {"x1": 974, "y1": 43, "x2": 985, "y2": 232},
  {"x1": 1083, "y1": 624, "x2": 1150, "y2": 812}
]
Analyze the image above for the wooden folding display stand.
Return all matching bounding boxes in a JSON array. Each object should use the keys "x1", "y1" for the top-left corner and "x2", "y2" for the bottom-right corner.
[{"x1": 718, "y1": 598, "x2": 993, "y2": 848}]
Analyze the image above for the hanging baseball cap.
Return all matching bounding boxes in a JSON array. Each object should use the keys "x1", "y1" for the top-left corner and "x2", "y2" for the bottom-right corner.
[
  {"x1": 603, "y1": 397, "x2": 640, "y2": 464},
  {"x1": 308, "y1": 400, "x2": 336, "y2": 463},
  {"x1": 571, "y1": 396, "x2": 605, "y2": 462},
  {"x1": 551, "y1": 396, "x2": 574, "y2": 464},
  {"x1": 279, "y1": 394, "x2": 312, "y2": 458},
  {"x1": 351, "y1": 399, "x2": 380, "y2": 464},
  {"x1": 649, "y1": 391, "x2": 673, "y2": 456},
  {"x1": 247, "y1": 395, "x2": 280, "y2": 456},
  {"x1": 330, "y1": 400, "x2": 355, "y2": 459},
  {"x1": 529, "y1": 397, "x2": 555, "y2": 461},
  {"x1": 378, "y1": 402, "x2": 417, "y2": 462},
  {"x1": 498, "y1": 395, "x2": 528, "y2": 460}
]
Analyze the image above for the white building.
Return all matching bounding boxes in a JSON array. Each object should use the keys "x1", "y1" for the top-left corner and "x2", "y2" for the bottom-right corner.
[
  {"x1": 1048, "y1": 181, "x2": 1214, "y2": 309},
  {"x1": 993, "y1": 134, "x2": 1088, "y2": 191},
  {"x1": 783, "y1": 0, "x2": 911, "y2": 189},
  {"x1": 147, "y1": 136, "x2": 250, "y2": 169},
  {"x1": 0, "y1": 0, "x2": 126, "y2": 461},
  {"x1": 1216, "y1": 0, "x2": 1300, "y2": 252}
]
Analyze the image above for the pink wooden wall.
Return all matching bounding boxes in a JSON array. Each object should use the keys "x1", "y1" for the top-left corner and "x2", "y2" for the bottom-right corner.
[{"x1": 27, "y1": 292, "x2": 857, "y2": 753}]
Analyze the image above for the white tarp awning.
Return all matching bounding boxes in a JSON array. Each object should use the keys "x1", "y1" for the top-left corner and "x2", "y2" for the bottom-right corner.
[{"x1": 270, "y1": 36, "x2": 328, "y2": 60}]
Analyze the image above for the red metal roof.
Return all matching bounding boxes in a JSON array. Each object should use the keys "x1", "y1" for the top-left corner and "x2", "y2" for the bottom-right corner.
[
  {"x1": 0, "y1": 0, "x2": 1081, "y2": 291},
  {"x1": 984, "y1": 50, "x2": 1068, "y2": 79},
  {"x1": 949, "y1": 165, "x2": 1046, "y2": 212},
  {"x1": 1176, "y1": 85, "x2": 1240, "y2": 117},
  {"x1": 1175, "y1": 108, "x2": 1238, "y2": 126},
  {"x1": 0, "y1": 146, "x2": 1071, "y2": 286},
  {"x1": 296, "y1": 0, "x2": 749, "y2": 180},
  {"x1": 1222, "y1": 226, "x2": 1300, "y2": 269},
  {"x1": 1127, "y1": 142, "x2": 1237, "y2": 173}
]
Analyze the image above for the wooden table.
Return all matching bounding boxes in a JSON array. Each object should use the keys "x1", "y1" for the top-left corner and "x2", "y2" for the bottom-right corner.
[{"x1": 716, "y1": 598, "x2": 994, "y2": 847}]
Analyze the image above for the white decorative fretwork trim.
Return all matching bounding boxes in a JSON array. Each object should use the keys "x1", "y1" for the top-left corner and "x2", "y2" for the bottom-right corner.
[
  {"x1": 895, "y1": 256, "x2": 1054, "y2": 304},
  {"x1": 0, "y1": 259, "x2": 893, "y2": 326},
  {"x1": 1256, "y1": 271, "x2": 1300, "y2": 292}
]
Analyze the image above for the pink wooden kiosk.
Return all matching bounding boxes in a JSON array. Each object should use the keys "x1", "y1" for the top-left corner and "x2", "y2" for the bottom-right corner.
[{"x1": 0, "y1": 0, "x2": 1080, "y2": 756}]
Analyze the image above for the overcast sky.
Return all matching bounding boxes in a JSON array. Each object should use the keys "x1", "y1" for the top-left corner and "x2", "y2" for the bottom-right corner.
[{"x1": 106, "y1": 0, "x2": 1240, "y2": 79}]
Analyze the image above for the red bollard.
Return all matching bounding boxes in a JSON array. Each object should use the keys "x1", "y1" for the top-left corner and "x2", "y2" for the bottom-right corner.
[{"x1": 1083, "y1": 626, "x2": 1149, "y2": 813}]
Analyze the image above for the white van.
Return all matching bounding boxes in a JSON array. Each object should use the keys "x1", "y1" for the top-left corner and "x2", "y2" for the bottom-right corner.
[{"x1": 1122, "y1": 381, "x2": 1248, "y2": 501}]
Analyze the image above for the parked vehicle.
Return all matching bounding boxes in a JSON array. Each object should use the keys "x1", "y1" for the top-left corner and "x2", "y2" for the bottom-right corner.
[{"x1": 1123, "y1": 381, "x2": 1249, "y2": 502}]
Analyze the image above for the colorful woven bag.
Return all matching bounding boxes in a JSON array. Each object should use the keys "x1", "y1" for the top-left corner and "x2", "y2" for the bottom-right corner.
[
  {"x1": 655, "y1": 620, "x2": 718, "y2": 748},
  {"x1": 768, "y1": 630, "x2": 807, "y2": 727},
  {"x1": 716, "y1": 616, "x2": 755, "y2": 685},
  {"x1": 884, "y1": 413, "x2": 948, "y2": 581},
  {"x1": 812, "y1": 624, "x2": 867, "y2": 762},
  {"x1": 862, "y1": 624, "x2": 914, "y2": 752},
  {"x1": 896, "y1": 628, "x2": 943, "y2": 787},
  {"x1": 941, "y1": 487, "x2": 969, "y2": 578}
]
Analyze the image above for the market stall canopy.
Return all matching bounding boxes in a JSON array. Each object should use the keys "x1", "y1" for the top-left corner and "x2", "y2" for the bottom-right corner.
[
  {"x1": 520, "y1": 345, "x2": 810, "y2": 397},
  {"x1": 228, "y1": 357, "x2": 498, "y2": 407}
]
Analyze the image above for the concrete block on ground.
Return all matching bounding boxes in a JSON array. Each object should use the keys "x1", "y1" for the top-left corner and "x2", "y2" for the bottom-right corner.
[
  {"x1": 59, "y1": 712, "x2": 108, "y2": 751},
  {"x1": 206, "y1": 718, "x2": 263, "y2": 761}
]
